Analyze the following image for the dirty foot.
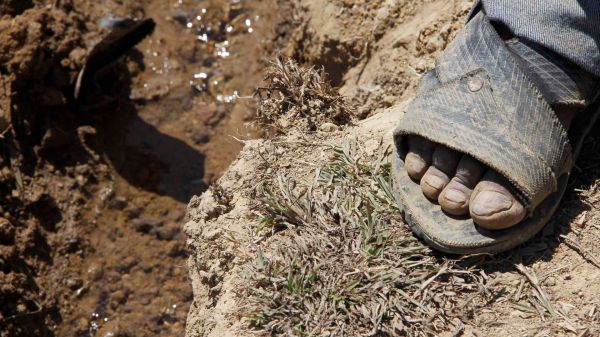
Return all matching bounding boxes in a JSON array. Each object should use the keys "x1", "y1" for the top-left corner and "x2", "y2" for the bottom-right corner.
[{"x1": 404, "y1": 40, "x2": 598, "y2": 230}]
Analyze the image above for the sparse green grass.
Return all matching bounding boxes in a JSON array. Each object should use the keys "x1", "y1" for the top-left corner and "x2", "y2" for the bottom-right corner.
[
  {"x1": 246, "y1": 139, "x2": 491, "y2": 336},
  {"x1": 243, "y1": 58, "x2": 600, "y2": 337}
]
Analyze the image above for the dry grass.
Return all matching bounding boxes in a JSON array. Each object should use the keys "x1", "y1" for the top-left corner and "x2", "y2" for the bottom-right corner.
[
  {"x1": 255, "y1": 58, "x2": 354, "y2": 133},
  {"x1": 245, "y1": 139, "x2": 494, "y2": 336},
  {"x1": 240, "y1": 57, "x2": 600, "y2": 336},
  {"x1": 241, "y1": 134, "x2": 600, "y2": 336}
]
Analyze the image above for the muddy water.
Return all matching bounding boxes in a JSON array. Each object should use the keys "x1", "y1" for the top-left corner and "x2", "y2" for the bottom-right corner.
[{"x1": 56, "y1": 1, "x2": 277, "y2": 336}]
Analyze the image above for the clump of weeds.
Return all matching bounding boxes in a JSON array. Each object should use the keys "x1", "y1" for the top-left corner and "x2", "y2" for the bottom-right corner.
[
  {"x1": 246, "y1": 139, "x2": 495, "y2": 336},
  {"x1": 255, "y1": 58, "x2": 355, "y2": 133}
]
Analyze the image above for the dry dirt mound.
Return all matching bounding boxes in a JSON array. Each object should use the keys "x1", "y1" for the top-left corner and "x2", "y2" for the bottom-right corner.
[{"x1": 185, "y1": 0, "x2": 600, "y2": 336}]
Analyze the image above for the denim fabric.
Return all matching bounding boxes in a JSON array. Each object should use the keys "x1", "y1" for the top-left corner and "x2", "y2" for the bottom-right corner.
[{"x1": 481, "y1": 0, "x2": 600, "y2": 77}]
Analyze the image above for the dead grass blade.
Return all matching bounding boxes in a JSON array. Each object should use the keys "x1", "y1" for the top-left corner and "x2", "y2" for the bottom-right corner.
[
  {"x1": 245, "y1": 140, "x2": 492, "y2": 336},
  {"x1": 560, "y1": 234, "x2": 600, "y2": 269},
  {"x1": 515, "y1": 263, "x2": 556, "y2": 320},
  {"x1": 255, "y1": 58, "x2": 355, "y2": 133}
]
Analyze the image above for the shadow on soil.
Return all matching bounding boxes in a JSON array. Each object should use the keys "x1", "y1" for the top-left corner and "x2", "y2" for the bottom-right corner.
[{"x1": 83, "y1": 65, "x2": 208, "y2": 203}]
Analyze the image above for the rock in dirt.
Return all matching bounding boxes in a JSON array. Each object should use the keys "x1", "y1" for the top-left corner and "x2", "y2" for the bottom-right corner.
[
  {"x1": 154, "y1": 226, "x2": 179, "y2": 241},
  {"x1": 66, "y1": 278, "x2": 83, "y2": 290},
  {"x1": 109, "y1": 196, "x2": 128, "y2": 210},
  {"x1": 319, "y1": 122, "x2": 339, "y2": 132}
]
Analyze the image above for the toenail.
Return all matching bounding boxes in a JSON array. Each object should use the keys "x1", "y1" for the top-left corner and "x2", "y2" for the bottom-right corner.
[
  {"x1": 423, "y1": 175, "x2": 445, "y2": 190},
  {"x1": 443, "y1": 188, "x2": 467, "y2": 204},
  {"x1": 471, "y1": 190, "x2": 513, "y2": 216},
  {"x1": 406, "y1": 154, "x2": 425, "y2": 170}
]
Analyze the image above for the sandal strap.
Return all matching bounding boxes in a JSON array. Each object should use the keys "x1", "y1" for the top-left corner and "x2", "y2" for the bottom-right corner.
[{"x1": 394, "y1": 12, "x2": 572, "y2": 211}]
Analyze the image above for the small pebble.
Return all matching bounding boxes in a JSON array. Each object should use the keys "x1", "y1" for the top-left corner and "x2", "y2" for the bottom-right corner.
[
  {"x1": 66, "y1": 278, "x2": 83, "y2": 290},
  {"x1": 127, "y1": 206, "x2": 142, "y2": 219},
  {"x1": 16, "y1": 303, "x2": 27, "y2": 313},
  {"x1": 87, "y1": 264, "x2": 104, "y2": 281},
  {"x1": 319, "y1": 122, "x2": 338, "y2": 132},
  {"x1": 154, "y1": 226, "x2": 178, "y2": 241},
  {"x1": 109, "y1": 196, "x2": 128, "y2": 210}
]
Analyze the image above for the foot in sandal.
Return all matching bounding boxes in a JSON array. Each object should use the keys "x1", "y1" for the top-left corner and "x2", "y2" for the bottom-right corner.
[{"x1": 392, "y1": 9, "x2": 600, "y2": 254}]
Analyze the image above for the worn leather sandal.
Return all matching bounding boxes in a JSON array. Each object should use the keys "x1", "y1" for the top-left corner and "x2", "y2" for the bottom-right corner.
[{"x1": 392, "y1": 12, "x2": 600, "y2": 254}]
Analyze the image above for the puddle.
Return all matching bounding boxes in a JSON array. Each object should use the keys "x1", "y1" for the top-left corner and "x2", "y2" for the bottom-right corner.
[{"x1": 54, "y1": 0, "x2": 278, "y2": 335}]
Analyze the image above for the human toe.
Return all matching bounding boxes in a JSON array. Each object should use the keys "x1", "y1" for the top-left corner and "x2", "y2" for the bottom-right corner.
[
  {"x1": 469, "y1": 172, "x2": 526, "y2": 230},
  {"x1": 438, "y1": 155, "x2": 485, "y2": 215},
  {"x1": 405, "y1": 136, "x2": 435, "y2": 180}
]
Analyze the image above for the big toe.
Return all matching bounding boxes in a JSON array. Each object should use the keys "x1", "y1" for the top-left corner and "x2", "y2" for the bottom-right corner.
[{"x1": 469, "y1": 172, "x2": 526, "y2": 230}]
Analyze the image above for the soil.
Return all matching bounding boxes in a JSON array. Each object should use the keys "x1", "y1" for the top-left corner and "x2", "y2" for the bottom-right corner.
[
  {"x1": 185, "y1": 0, "x2": 600, "y2": 336},
  {"x1": 1, "y1": 0, "x2": 599, "y2": 336},
  {"x1": 0, "y1": 0, "x2": 284, "y2": 336}
]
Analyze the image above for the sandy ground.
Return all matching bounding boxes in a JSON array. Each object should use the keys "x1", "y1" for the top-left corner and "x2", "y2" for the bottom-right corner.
[{"x1": 185, "y1": 0, "x2": 600, "y2": 336}]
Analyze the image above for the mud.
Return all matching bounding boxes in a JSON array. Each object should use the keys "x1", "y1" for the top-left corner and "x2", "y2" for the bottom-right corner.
[{"x1": 0, "y1": 0, "x2": 282, "y2": 336}]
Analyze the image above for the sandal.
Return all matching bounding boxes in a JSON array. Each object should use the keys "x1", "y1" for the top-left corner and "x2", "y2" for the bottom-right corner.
[{"x1": 392, "y1": 12, "x2": 600, "y2": 254}]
